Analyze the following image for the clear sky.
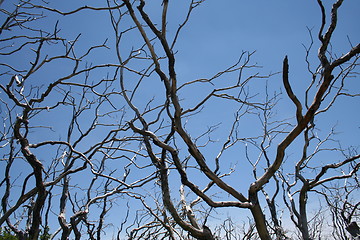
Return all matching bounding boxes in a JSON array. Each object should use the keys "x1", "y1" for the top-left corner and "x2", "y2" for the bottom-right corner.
[{"x1": 1, "y1": 0, "x2": 359, "y2": 238}]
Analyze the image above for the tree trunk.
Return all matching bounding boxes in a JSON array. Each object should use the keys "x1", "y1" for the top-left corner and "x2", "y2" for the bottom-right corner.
[
  {"x1": 250, "y1": 194, "x2": 271, "y2": 240},
  {"x1": 299, "y1": 185, "x2": 312, "y2": 240}
]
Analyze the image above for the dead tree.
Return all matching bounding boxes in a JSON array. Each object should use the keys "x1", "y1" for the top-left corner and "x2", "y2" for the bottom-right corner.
[{"x1": 0, "y1": 0, "x2": 359, "y2": 239}]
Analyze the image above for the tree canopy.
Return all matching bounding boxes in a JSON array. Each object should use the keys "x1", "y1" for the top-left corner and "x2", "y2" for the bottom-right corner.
[{"x1": 0, "y1": 0, "x2": 359, "y2": 239}]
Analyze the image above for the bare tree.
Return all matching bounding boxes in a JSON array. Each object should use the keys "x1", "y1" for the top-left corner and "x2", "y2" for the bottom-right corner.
[
  {"x1": 0, "y1": 1, "x2": 149, "y2": 239},
  {"x1": 0, "y1": 0, "x2": 359, "y2": 239}
]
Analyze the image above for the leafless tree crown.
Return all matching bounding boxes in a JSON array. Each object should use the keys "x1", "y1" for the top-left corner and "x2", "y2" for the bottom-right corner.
[{"x1": 0, "y1": 0, "x2": 359, "y2": 239}]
